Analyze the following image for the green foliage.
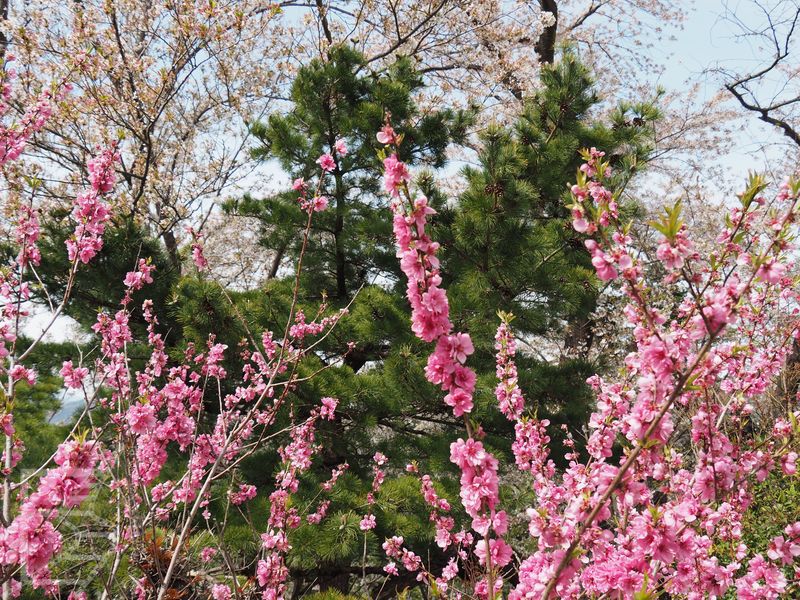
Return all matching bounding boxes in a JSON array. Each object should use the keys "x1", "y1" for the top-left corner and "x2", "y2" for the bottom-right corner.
[
  {"x1": 435, "y1": 51, "x2": 659, "y2": 448},
  {"x1": 10, "y1": 375, "x2": 69, "y2": 470},
  {"x1": 303, "y1": 592, "x2": 364, "y2": 600},
  {"x1": 742, "y1": 472, "x2": 800, "y2": 552},
  {"x1": 712, "y1": 472, "x2": 800, "y2": 600},
  {"x1": 34, "y1": 215, "x2": 179, "y2": 333}
]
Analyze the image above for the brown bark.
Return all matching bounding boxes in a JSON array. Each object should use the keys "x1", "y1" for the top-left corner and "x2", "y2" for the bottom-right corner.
[
  {"x1": 535, "y1": 0, "x2": 559, "y2": 64},
  {"x1": 0, "y1": 0, "x2": 8, "y2": 60}
]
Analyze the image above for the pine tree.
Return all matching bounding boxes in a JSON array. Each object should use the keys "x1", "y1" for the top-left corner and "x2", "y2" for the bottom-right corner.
[{"x1": 226, "y1": 45, "x2": 472, "y2": 299}]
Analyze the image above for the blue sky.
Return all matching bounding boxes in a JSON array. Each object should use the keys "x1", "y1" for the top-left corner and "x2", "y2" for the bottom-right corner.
[{"x1": 652, "y1": 1, "x2": 797, "y2": 179}]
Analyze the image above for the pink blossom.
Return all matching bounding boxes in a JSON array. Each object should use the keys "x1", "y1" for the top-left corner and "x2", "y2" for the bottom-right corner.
[
  {"x1": 312, "y1": 195, "x2": 328, "y2": 212},
  {"x1": 475, "y1": 538, "x2": 513, "y2": 568},
  {"x1": 316, "y1": 153, "x2": 336, "y2": 172},
  {"x1": 376, "y1": 125, "x2": 398, "y2": 145},
  {"x1": 64, "y1": 147, "x2": 118, "y2": 264},
  {"x1": 782, "y1": 452, "x2": 797, "y2": 475},
  {"x1": 192, "y1": 244, "x2": 208, "y2": 270},
  {"x1": 307, "y1": 500, "x2": 331, "y2": 524},
  {"x1": 0, "y1": 440, "x2": 102, "y2": 588},
  {"x1": 200, "y1": 547, "x2": 217, "y2": 562},
  {"x1": 442, "y1": 558, "x2": 458, "y2": 580},
  {"x1": 656, "y1": 230, "x2": 694, "y2": 270},
  {"x1": 383, "y1": 154, "x2": 410, "y2": 197},
  {"x1": 86, "y1": 145, "x2": 119, "y2": 193},
  {"x1": 318, "y1": 397, "x2": 338, "y2": 420},
  {"x1": 756, "y1": 259, "x2": 786, "y2": 284},
  {"x1": 123, "y1": 259, "x2": 155, "y2": 291},
  {"x1": 495, "y1": 319, "x2": 525, "y2": 419},
  {"x1": 585, "y1": 239, "x2": 618, "y2": 281},
  {"x1": 60, "y1": 361, "x2": 89, "y2": 389},
  {"x1": 126, "y1": 404, "x2": 157, "y2": 435},
  {"x1": 230, "y1": 483, "x2": 257, "y2": 505},
  {"x1": 359, "y1": 514, "x2": 376, "y2": 531},
  {"x1": 15, "y1": 206, "x2": 41, "y2": 267},
  {"x1": 444, "y1": 387, "x2": 473, "y2": 417},
  {"x1": 572, "y1": 217, "x2": 589, "y2": 232},
  {"x1": 10, "y1": 364, "x2": 35, "y2": 385},
  {"x1": 444, "y1": 332, "x2": 474, "y2": 363},
  {"x1": 0, "y1": 414, "x2": 14, "y2": 437}
]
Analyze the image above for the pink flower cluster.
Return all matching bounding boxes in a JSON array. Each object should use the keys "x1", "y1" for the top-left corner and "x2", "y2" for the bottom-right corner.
[
  {"x1": 383, "y1": 153, "x2": 410, "y2": 197},
  {"x1": 316, "y1": 152, "x2": 336, "y2": 172},
  {"x1": 383, "y1": 156, "x2": 485, "y2": 418},
  {"x1": 0, "y1": 62, "x2": 59, "y2": 166},
  {"x1": 382, "y1": 535, "x2": 423, "y2": 579},
  {"x1": 0, "y1": 440, "x2": 103, "y2": 593},
  {"x1": 380, "y1": 125, "x2": 511, "y2": 598},
  {"x1": 383, "y1": 150, "x2": 480, "y2": 418},
  {"x1": 185, "y1": 226, "x2": 209, "y2": 271},
  {"x1": 66, "y1": 145, "x2": 120, "y2": 264},
  {"x1": 0, "y1": 76, "x2": 70, "y2": 380},
  {"x1": 376, "y1": 125, "x2": 398, "y2": 146},
  {"x1": 494, "y1": 316, "x2": 524, "y2": 419},
  {"x1": 498, "y1": 152, "x2": 800, "y2": 600},
  {"x1": 60, "y1": 360, "x2": 89, "y2": 389},
  {"x1": 360, "y1": 452, "x2": 387, "y2": 531},
  {"x1": 450, "y1": 437, "x2": 513, "y2": 592},
  {"x1": 230, "y1": 483, "x2": 257, "y2": 505},
  {"x1": 657, "y1": 227, "x2": 696, "y2": 271},
  {"x1": 257, "y1": 397, "x2": 338, "y2": 600},
  {"x1": 321, "y1": 462, "x2": 349, "y2": 492},
  {"x1": 14, "y1": 206, "x2": 41, "y2": 268},
  {"x1": 291, "y1": 150, "x2": 341, "y2": 214},
  {"x1": 289, "y1": 308, "x2": 347, "y2": 342}
]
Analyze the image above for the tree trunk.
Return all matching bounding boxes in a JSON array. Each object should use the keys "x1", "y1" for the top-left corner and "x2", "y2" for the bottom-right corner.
[
  {"x1": 0, "y1": 0, "x2": 9, "y2": 61},
  {"x1": 563, "y1": 315, "x2": 595, "y2": 360},
  {"x1": 268, "y1": 241, "x2": 287, "y2": 279},
  {"x1": 535, "y1": 0, "x2": 558, "y2": 64},
  {"x1": 162, "y1": 227, "x2": 181, "y2": 274},
  {"x1": 778, "y1": 338, "x2": 800, "y2": 405},
  {"x1": 156, "y1": 201, "x2": 182, "y2": 273},
  {"x1": 333, "y1": 171, "x2": 347, "y2": 298}
]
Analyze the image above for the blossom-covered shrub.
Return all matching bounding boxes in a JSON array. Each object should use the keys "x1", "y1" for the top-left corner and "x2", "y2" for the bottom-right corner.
[
  {"x1": 0, "y1": 68, "x2": 351, "y2": 598},
  {"x1": 377, "y1": 128, "x2": 800, "y2": 599}
]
